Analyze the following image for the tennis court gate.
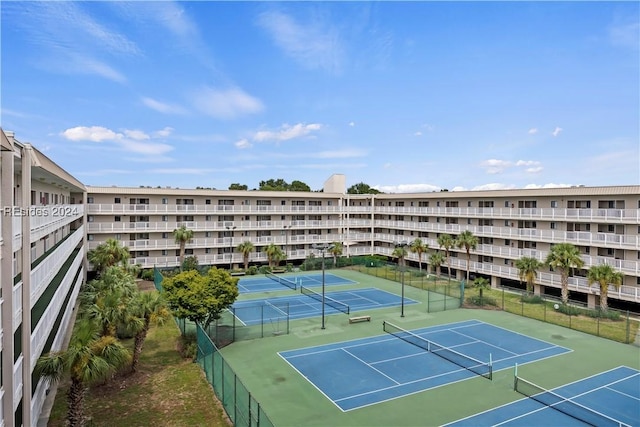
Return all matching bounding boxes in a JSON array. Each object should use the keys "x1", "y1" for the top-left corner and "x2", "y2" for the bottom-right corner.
[{"x1": 197, "y1": 324, "x2": 276, "y2": 427}]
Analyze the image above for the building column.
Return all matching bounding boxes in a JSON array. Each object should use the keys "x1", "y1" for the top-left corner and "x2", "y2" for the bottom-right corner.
[
  {"x1": 1, "y1": 135, "x2": 16, "y2": 427},
  {"x1": 534, "y1": 284, "x2": 544, "y2": 296},
  {"x1": 490, "y1": 276, "x2": 501, "y2": 290},
  {"x1": 21, "y1": 144, "x2": 33, "y2": 427},
  {"x1": 587, "y1": 292, "x2": 598, "y2": 309}
]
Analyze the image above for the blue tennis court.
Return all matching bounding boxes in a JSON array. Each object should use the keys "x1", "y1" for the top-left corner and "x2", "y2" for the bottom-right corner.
[
  {"x1": 232, "y1": 287, "x2": 416, "y2": 325},
  {"x1": 446, "y1": 366, "x2": 640, "y2": 426},
  {"x1": 237, "y1": 273, "x2": 356, "y2": 294},
  {"x1": 279, "y1": 320, "x2": 571, "y2": 411}
]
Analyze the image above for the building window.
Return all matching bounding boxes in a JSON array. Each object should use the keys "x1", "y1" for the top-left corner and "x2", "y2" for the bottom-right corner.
[
  {"x1": 205, "y1": 231, "x2": 212, "y2": 238},
  {"x1": 504, "y1": 201, "x2": 510, "y2": 208},
  {"x1": 162, "y1": 215, "x2": 168, "y2": 222},
  {"x1": 551, "y1": 201, "x2": 558, "y2": 208},
  {"x1": 162, "y1": 198, "x2": 168, "y2": 204},
  {"x1": 206, "y1": 199, "x2": 211, "y2": 205},
  {"x1": 436, "y1": 201, "x2": 440, "y2": 207},
  {"x1": 162, "y1": 250, "x2": 168, "y2": 256},
  {"x1": 467, "y1": 201, "x2": 472, "y2": 207},
  {"x1": 467, "y1": 219, "x2": 472, "y2": 225},
  {"x1": 185, "y1": 249, "x2": 194, "y2": 255},
  {"x1": 114, "y1": 216, "x2": 121, "y2": 222},
  {"x1": 550, "y1": 222, "x2": 557, "y2": 230},
  {"x1": 162, "y1": 232, "x2": 168, "y2": 239},
  {"x1": 88, "y1": 234, "x2": 94, "y2": 241},
  {"x1": 205, "y1": 248, "x2": 212, "y2": 254},
  {"x1": 115, "y1": 234, "x2": 121, "y2": 240},
  {"x1": 114, "y1": 197, "x2": 121, "y2": 204},
  {"x1": 88, "y1": 215, "x2": 94, "y2": 222},
  {"x1": 87, "y1": 196, "x2": 94, "y2": 204}
]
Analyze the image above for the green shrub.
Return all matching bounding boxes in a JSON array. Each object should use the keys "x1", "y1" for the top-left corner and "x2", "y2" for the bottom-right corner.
[
  {"x1": 466, "y1": 295, "x2": 498, "y2": 307},
  {"x1": 285, "y1": 263, "x2": 293, "y2": 272},
  {"x1": 521, "y1": 294, "x2": 544, "y2": 304},
  {"x1": 247, "y1": 266, "x2": 258, "y2": 275},
  {"x1": 557, "y1": 304, "x2": 583, "y2": 316},
  {"x1": 180, "y1": 333, "x2": 198, "y2": 360},
  {"x1": 258, "y1": 265, "x2": 271, "y2": 274},
  {"x1": 141, "y1": 269, "x2": 154, "y2": 281}
]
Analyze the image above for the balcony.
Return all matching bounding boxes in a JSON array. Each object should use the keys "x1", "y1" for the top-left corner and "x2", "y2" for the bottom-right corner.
[{"x1": 87, "y1": 204, "x2": 344, "y2": 214}]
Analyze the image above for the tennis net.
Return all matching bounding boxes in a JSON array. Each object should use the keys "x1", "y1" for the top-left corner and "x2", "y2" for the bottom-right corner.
[
  {"x1": 264, "y1": 300, "x2": 288, "y2": 318},
  {"x1": 383, "y1": 321, "x2": 492, "y2": 380},
  {"x1": 514, "y1": 373, "x2": 629, "y2": 427},
  {"x1": 300, "y1": 286, "x2": 350, "y2": 315},
  {"x1": 265, "y1": 272, "x2": 297, "y2": 290}
]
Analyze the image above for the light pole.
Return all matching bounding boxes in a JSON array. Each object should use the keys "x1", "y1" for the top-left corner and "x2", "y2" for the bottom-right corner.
[
  {"x1": 394, "y1": 241, "x2": 409, "y2": 317},
  {"x1": 226, "y1": 225, "x2": 236, "y2": 270},
  {"x1": 313, "y1": 243, "x2": 334, "y2": 329}
]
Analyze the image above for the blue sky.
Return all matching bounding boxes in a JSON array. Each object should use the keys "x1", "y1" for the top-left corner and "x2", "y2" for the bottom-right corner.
[{"x1": 2, "y1": 1, "x2": 638, "y2": 192}]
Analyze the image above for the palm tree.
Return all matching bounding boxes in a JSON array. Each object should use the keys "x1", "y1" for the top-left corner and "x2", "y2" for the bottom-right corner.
[
  {"x1": 545, "y1": 243, "x2": 585, "y2": 305},
  {"x1": 87, "y1": 238, "x2": 130, "y2": 275},
  {"x1": 409, "y1": 238, "x2": 429, "y2": 271},
  {"x1": 429, "y1": 251, "x2": 445, "y2": 279},
  {"x1": 437, "y1": 234, "x2": 455, "y2": 283},
  {"x1": 456, "y1": 230, "x2": 479, "y2": 283},
  {"x1": 265, "y1": 243, "x2": 284, "y2": 269},
  {"x1": 587, "y1": 264, "x2": 624, "y2": 312},
  {"x1": 79, "y1": 266, "x2": 139, "y2": 337},
  {"x1": 515, "y1": 256, "x2": 543, "y2": 294},
  {"x1": 237, "y1": 241, "x2": 255, "y2": 270},
  {"x1": 392, "y1": 245, "x2": 408, "y2": 268},
  {"x1": 127, "y1": 291, "x2": 170, "y2": 372},
  {"x1": 173, "y1": 225, "x2": 194, "y2": 270},
  {"x1": 473, "y1": 277, "x2": 491, "y2": 303},
  {"x1": 35, "y1": 318, "x2": 131, "y2": 427},
  {"x1": 328, "y1": 242, "x2": 344, "y2": 267}
]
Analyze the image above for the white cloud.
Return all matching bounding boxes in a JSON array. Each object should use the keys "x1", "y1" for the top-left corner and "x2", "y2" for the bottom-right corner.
[
  {"x1": 61, "y1": 125, "x2": 174, "y2": 156},
  {"x1": 525, "y1": 166, "x2": 544, "y2": 174},
  {"x1": 235, "y1": 139, "x2": 253, "y2": 149},
  {"x1": 257, "y1": 10, "x2": 343, "y2": 73},
  {"x1": 349, "y1": 122, "x2": 355, "y2": 127},
  {"x1": 528, "y1": 128, "x2": 538, "y2": 135},
  {"x1": 123, "y1": 129, "x2": 150, "y2": 141},
  {"x1": 147, "y1": 168, "x2": 213, "y2": 175},
  {"x1": 609, "y1": 21, "x2": 640, "y2": 49},
  {"x1": 193, "y1": 86, "x2": 264, "y2": 119},
  {"x1": 375, "y1": 183, "x2": 441, "y2": 193},
  {"x1": 552, "y1": 126, "x2": 563, "y2": 137},
  {"x1": 452, "y1": 183, "x2": 516, "y2": 191},
  {"x1": 153, "y1": 127, "x2": 174, "y2": 138},
  {"x1": 524, "y1": 183, "x2": 572, "y2": 189},
  {"x1": 69, "y1": 55, "x2": 127, "y2": 83},
  {"x1": 253, "y1": 123, "x2": 322, "y2": 142},
  {"x1": 414, "y1": 131, "x2": 423, "y2": 136},
  {"x1": 62, "y1": 126, "x2": 120, "y2": 142},
  {"x1": 480, "y1": 159, "x2": 512, "y2": 174},
  {"x1": 142, "y1": 97, "x2": 188, "y2": 115},
  {"x1": 515, "y1": 160, "x2": 539, "y2": 166}
]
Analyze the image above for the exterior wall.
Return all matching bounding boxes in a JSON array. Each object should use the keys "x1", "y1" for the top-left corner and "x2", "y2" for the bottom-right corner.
[
  {"x1": 0, "y1": 130, "x2": 85, "y2": 427},
  {"x1": 87, "y1": 185, "x2": 640, "y2": 305}
]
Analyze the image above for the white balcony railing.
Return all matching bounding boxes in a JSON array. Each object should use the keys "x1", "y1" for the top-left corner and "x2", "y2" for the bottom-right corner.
[
  {"x1": 31, "y1": 250, "x2": 84, "y2": 368},
  {"x1": 13, "y1": 355, "x2": 23, "y2": 412},
  {"x1": 31, "y1": 226, "x2": 84, "y2": 307}
]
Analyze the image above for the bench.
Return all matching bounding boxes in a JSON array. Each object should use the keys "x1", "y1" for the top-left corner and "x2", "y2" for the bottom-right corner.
[{"x1": 349, "y1": 315, "x2": 371, "y2": 324}]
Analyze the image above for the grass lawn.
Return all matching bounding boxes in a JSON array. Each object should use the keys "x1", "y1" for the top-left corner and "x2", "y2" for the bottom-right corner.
[{"x1": 47, "y1": 320, "x2": 229, "y2": 427}]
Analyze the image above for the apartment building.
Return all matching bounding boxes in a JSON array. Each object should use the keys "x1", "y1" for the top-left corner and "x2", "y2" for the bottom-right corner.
[
  {"x1": 1, "y1": 129, "x2": 85, "y2": 427},
  {"x1": 1, "y1": 126, "x2": 638, "y2": 426},
  {"x1": 86, "y1": 181, "x2": 640, "y2": 310}
]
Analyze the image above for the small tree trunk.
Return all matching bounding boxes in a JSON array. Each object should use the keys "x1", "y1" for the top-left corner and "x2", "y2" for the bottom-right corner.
[
  {"x1": 600, "y1": 285, "x2": 608, "y2": 311},
  {"x1": 67, "y1": 379, "x2": 87, "y2": 427},
  {"x1": 131, "y1": 323, "x2": 149, "y2": 372},
  {"x1": 561, "y1": 271, "x2": 569, "y2": 304}
]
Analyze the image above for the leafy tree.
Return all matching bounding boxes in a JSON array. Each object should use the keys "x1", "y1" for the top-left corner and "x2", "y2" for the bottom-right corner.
[
  {"x1": 456, "y1": 230, "x2": 478, "y2": 283},
  {"x1": 228, "y1": 183, "x2": 248, "y2": 190},
  {"x1": 437, "y1": 234, "x2": 455, "y2": 283},
  {"x1": 473, "y1": 277, "x2": 491, "y2": 301},
  {"x1": 259, "y1": 178, "x2": 289, "y2": 191},
  {"x1": 515, "y1": 257, "x2": 542, "y2": 294},
  {"x1": 347, "y1": 182, "x2": 382, "y2": 194},
  {"x1": 237, "y1": 241, "x2": 255, "y2": 270},
  {"x1": 409, "y1": 238, "x2": 429, "y2": 271},
  {"x1": 182, "y1": 255, "x2": 199, "y2": 272},
  {"x1": 545, "y1": 243, "x2": 585, "y2": 305},
  {"x1": 429, "y1": 251, "x2": 445, "y2": 278},
  {"x1": 587, "y1": 264, "x2": 624, "y2": 311},
  {"x1": 35, "y1": 318, "x2": 131, "y2": 427},
  {"x1": 265, "y1": 243, "x2": 285, "y2": 268},
  {"x1": 126, "y1": 291, "x2": 170, "y2": 372},
  {"x1": 162, "y1": 268, "x2": 239, "y2": 329},
  {"x1": 88, "y1": 238, "x2": 130, "y2": 275},
  {"x1": 328, "y1": 242, "x2": 344, "y2": 266},
  {"x1": 173, "y1": 225, "x2": 194, "y2": 271},
  {"x1": 290, "y1": 180, "x2": 311, "y2": 192}
]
